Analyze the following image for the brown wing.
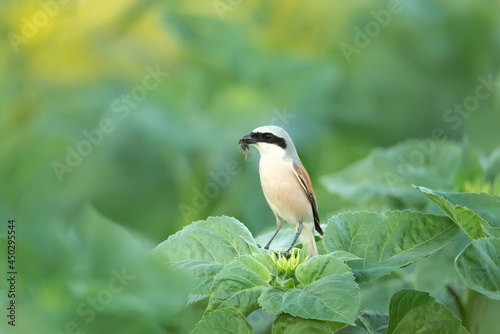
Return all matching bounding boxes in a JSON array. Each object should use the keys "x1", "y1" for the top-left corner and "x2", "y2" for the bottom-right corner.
[{"x1": 292, "y1": 161, "x2": 323, "y2": 236}]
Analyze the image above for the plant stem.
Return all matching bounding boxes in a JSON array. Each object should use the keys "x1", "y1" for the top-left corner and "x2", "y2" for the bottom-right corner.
[
  {"x1": 462, "y1": 287, "x2": 485, "y2": 334},
  {"x1": 446, "y1": 284, "x2": 466, "y2": 325}
]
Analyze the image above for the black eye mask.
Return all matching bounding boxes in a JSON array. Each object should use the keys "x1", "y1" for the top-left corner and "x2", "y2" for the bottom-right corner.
[{"x1": 250, "y1": 132, "x2": 287, "y2": 149}]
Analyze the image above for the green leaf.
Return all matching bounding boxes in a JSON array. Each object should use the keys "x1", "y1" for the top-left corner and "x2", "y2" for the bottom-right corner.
[
  {"x1": 272, "y1": 313, "x2": 343, "y2": 334},
  {"x1": 320, "y1": 141, "x2": 461, "y2": 207},
  {"x1": 411, "y1": 235, "x2": 466, "y2": 294},
  {"x1": 419, "y1": 187, "x2": 500, "y2": 226},
  {"x1": 483, "y1": 147, "x2": 500, "y2": 184},
  {"x1": 191, "y1": 307, "x2": 253, "y2": 334},
  {"x1": 247, "y1": 309, "x2": 275, "y2": 333},
  {"x1": 207, "y1": 255, "x2": 271, "y2": 315},
  {"x1": 335, "y1": 309, "x2": 388, "y2": 334},
  {"x1": 482, "y1": 226, "x2": 500, "y2": 238},
  {"x1": 152, "y1": 216, "x2": 260, "y2": 301},
  {"x1": 255, "y1": 227, "x2": 299, "y2": 251},
  {"x1": 256, "y1": 228, "x2": 327, "y2": 254},
  {"x1": 455, "y1": 238, "x2": 500, "y2": 300},
  {"x1": 273, "y1": 276, "x2": 295, "y2": 288},
  {"x1": 415, "y1": 186, "x2": 495, "y2": 239},
  {"x1": 173, "y1": 260, "x2": 224, "y2": 298},
  {"x1": 387, "y1": 289, "x2": 468, "y2": 334},
  {"x1": 454, "y1": 139, "x2": 483, "y2": 192},
  {"x1": 323, "y1": 211, "x2": 458, "y2": 282},
  {"x1": 258, "y1": 255, "x2": 360, "y2": 324},
  {"x1": 152, "y1": 216, "x2": 259, "y2": 264},
  {"x1": 330, "y1": 251, "x2": 363, "y2": 262},
  {"x1": 357, "y1": 272, "x2": 412, "y2": 316}
]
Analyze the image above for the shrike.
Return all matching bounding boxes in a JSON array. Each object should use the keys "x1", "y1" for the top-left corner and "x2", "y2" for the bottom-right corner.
[{"x1": 240, "y1": 126, "x2": 323, "y2": 257}]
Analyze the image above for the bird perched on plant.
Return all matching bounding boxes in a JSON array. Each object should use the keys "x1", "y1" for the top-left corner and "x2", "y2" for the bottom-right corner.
[{"x1": 239, "y1": 126, "x2": 323, "y2": 257}]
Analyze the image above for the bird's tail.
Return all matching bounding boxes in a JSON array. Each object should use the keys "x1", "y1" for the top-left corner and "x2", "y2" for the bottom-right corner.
[{"x1": 299, "y1": 226, "x2": 318, "y2": 257}]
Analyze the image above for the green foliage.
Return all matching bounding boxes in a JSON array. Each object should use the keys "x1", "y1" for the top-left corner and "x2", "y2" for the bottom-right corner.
[
  {"x1": 323, "y1": 211, "x2": 458, "y2": 282},
  {"x1": 259, "y1": 254, "x2": 360, "y2": 323},
  {"x1": 207, "y1": 255, "x2": 271, "y2": 315},
  {"x1": 191, "y1": 307, "x2": 253, "y2": 334},
  {"x1": 320, "y1": 141, "x2": 500, "y2": 334},
  {"x1": 155, "y1": 214, "x2": 478, "y2": 332},
  {"x1": 322, "y1": 141, "x2": 500, "y2": 211},
  {"x1": 416, "y1": 186, "x2": 493, "y2": 239},
  {"x1": 387, "y1": 290, "x2": 469, "y2": 334},
  {"x1": 482, "y1": 226, "x2": 500, "y2": 238},
  {"x1": 455, "y1": 238, "x2": 500, "y2": 300},
  {"x1": 3, "y1": 0, "x2": 500, "y2": 333},
  {"x1": 320, "y1": 141, "x2": 462, "y2": 208},
  {"x1": 153, "y1": 140, "x2": 500, "y2": 333},
  {"x1": 0, "y1": 205, "x2": 194, "y2": 334},
  {"x1": 335, "y1": 309, "x2": 388, "y2": 334},
  {"x1": 153, "y1": 216, "x2": 260, "y2": 264},
  {"x1": 272, "y1": 313, "x2": 343, "y2": 334},
  {"x1": 152, "y1": 216, "x2": 261, "y2": 303},
  {"x1": 154, "y1": 217, "x2": 361, "y2": 331},
  {"x1": 173, "y1": 260, "x2": 224, "y2": 298}
]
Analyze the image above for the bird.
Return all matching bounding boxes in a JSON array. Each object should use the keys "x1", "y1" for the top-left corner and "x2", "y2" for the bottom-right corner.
[{"x1": 239, "y1": 125, "x2": 323, "y2": 257}]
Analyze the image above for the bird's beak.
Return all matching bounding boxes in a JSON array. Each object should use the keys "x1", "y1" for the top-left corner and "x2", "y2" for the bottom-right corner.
[{"x1": 241, "y1": 134, "x2": 258, "y2": 144}]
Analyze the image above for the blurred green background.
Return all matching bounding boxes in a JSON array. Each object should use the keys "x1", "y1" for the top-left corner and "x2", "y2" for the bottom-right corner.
[{"x1": 0, "y1": 0, "x2": 499, "y2": 333}]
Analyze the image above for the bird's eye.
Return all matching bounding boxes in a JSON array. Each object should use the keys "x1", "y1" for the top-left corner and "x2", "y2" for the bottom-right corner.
[{"x1": 264, "y1": 133, "x2": 272, "y2": 139}]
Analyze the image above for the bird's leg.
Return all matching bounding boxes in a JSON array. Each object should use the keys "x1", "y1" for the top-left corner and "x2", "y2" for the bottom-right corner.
[
  {"x1": 262, "y1": 215, "x2": 283, "y2": 250},
  {"x1": 263, "y1": 225, "x2": 282, "y2": 250},
  {"x1": 282, "y1": 220, "x2": 303, "y2": 256}
]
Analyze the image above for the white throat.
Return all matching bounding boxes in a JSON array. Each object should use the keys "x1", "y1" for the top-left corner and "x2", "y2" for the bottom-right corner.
[{"x1": 253, "y1": 142, "x2": 287, "y2": 160}]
